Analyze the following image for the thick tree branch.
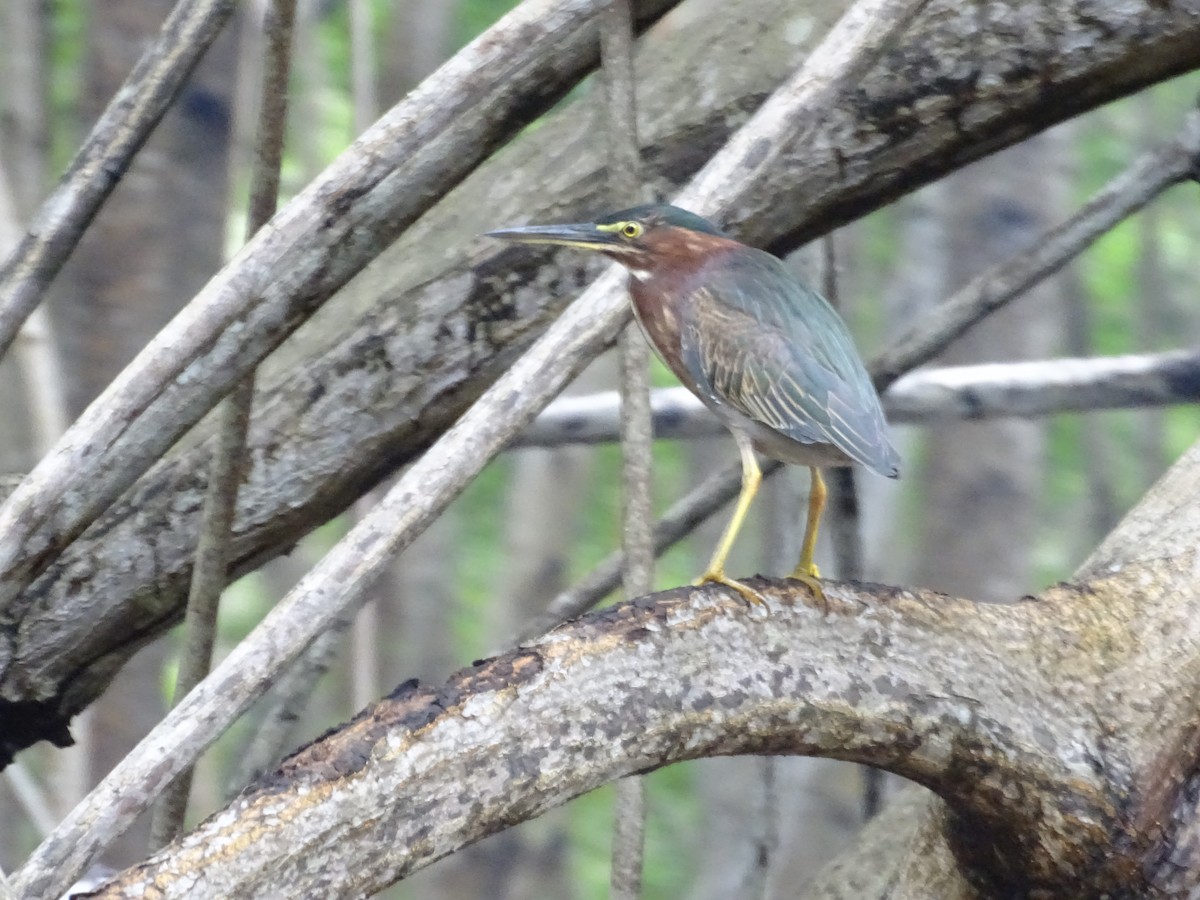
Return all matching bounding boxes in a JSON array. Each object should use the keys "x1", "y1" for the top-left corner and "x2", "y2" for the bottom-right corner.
[
  {"x1": 518, "y1": 350, "x2": 1200, "y2": 447},
  {"x1": 0, "y1": 0, "x2": 827, "y2": 764},
  {"x1": 148, "y1": 0, "x2": 297, "y2": 848},
  {"x1": 11, "y1": 4, "x2": 927, "y2": 894},
  {"x1": 86, "y1": 459, "x2": 1200, "y2": 898},
  {"x1": 0, "y1": 0, "x2": 236, "y2": 359},
  {"x1": 5, "y1": 0, "x2": 1199, "y2": 765},
  {"x1": 0, "y1": 0, "x2": 682, "y2": 616}
]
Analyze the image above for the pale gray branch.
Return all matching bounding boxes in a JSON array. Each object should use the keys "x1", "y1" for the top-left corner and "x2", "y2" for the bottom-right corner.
[
  {"x1": 516, "y1": 347, "x2": 1200, "y2": 626},
  {"x1": 5, "y1": 0, "x2": 1198, "y2": 768},
  {"x1": 0, "y1": 0, "x2": 682, "y2": 617},
  {"x1": 10, "y1": 3, "x2": 925, "y2": 894},
  {"x1": 518, "y1": 350, "x2": 1200, "y2": 447},
  {"x1": 0, "y1": 0, "x2": 236, "y2": 359},
  {"x1": 871, "y1": 111, "x2": 1200, "y2": 390}
]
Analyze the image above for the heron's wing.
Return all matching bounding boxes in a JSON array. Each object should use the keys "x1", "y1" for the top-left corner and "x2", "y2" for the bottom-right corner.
[{"x1": 679, "y1": 248, "x2": 899, "y2": 477}]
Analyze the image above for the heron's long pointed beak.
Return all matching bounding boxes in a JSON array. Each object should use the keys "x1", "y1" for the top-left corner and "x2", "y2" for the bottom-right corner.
[{"x1": 484, "y1": 222, "x2": 621, "y2": 252}]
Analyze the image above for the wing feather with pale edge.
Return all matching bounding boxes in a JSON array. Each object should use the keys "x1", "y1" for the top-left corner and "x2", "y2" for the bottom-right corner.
[{"x1": 678, "y1": 247, "x2": 900, "y2": 477}]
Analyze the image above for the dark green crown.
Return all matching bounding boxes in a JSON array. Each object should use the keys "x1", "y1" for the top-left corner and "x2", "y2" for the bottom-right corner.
[{"x1": 597, "y1": 204, "x2": 726, "y2": 236}]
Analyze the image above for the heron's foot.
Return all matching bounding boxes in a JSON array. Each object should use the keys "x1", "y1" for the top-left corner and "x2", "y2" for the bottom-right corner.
[
  {"x1": 787, "y1": 565, "x2": 827, "y2": 611},
  {"x1": 694, "y1": 569, "x2": 769, "y2": 607}
]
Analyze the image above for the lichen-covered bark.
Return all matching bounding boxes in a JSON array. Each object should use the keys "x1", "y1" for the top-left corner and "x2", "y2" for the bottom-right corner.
[
  {"x1": 85, "y1": 443, "x2": 1200, "y2": 898},
  {"x1": 5, "y1": 0, "x2": 1200, "y2": 767}
]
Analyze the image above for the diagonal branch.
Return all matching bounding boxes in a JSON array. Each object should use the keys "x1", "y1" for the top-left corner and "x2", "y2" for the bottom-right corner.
[
  {"x1": 0, "y1": 0, "x2": 237, "y2": 359},
  {"x1": 0, "y1": 0, "x2": 683, "y2": 615},
  {"x1": 10, "y1": 2, "x2": 928, "y2": 895},
  {"x1": 5, "y1": 0, "x2": 1200, "y2": 766},
  {"x1": 871, "y1": 112, "x2": 1200, "y2": 390}
]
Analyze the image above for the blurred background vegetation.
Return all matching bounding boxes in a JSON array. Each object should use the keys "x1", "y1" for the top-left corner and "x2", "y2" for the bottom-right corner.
[{"x1": 2, "y1": 0, "x2": 1198, "y2": 897}]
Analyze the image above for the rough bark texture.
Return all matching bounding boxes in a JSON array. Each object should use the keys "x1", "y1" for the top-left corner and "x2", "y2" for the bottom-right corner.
[
  {"x1": 4, "y1": 0, "x2": 1198, "y2": 768},
  {"x1": 0, "y1": 0, "x2": 683, "y2": 629},
  {"x1": 83, "y1": 438, "x2": 1200, "y2": 898},
  {"x1": 7, "y1": 0, "x2": 1200, "y2": 777},
  {"x1": 0, "y1": 0, "x2": 839, "y2": 765}
]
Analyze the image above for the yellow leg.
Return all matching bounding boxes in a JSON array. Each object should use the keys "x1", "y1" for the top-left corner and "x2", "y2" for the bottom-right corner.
[
  {"x1": 695, "y1": 433, "x2": 768, "y2": 606},
  {"x1": 790, "y1": 467, "x2": 827, "y2": 605}
]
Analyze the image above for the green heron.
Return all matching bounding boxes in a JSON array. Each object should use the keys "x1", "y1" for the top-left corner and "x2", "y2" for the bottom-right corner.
[{"x1": 487, "y1": 204, "x2": 899, "y2": 605}]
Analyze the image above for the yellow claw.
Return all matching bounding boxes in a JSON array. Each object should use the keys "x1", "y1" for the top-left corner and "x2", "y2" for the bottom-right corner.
[
  {"x1": 787, "y1": 568, "x2": 827, "y2": 610},
  {"x1": 694, "y1": 569, "x2": 769, "y2": 607}
]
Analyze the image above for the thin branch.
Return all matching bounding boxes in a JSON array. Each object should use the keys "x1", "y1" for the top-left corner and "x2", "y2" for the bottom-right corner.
[
  {"x1": 602, "y1": 0, "x2": 650, "y2": 895},
  {"x1": 818, "y1": 234, "x2": 877, "y2": 823},
  {"x1": 0, "y1": 0, "x2": 237, "y2": 359},
  {"x1": 9, "y1": 4, "x2": 926, "y2": 895},
  {"x1": 226, "y1": 607, "x2": 356, "y2": 795},
  {"x1": 0, "y1": 148, "x2": 69, "y2": 457},
  {"x1": 0, "y1": 0, "x2": 684, "y2": 615},
  {"x1": 815, "y1": 233, "x2": 865, "y2": 584},
  {"x1": 346, "y1": 0, "x2": 383, "y2": 722},
  {"x1": 8, "y1": 0, "x2": 1200, "y2": 766},
  {"x1": 518, "y1": 349, "x2": 1200, "y2": 448},
  {"x1": 149, "y1": 0, "x2": 297, "y2": 848},
  {"x1": 519, "y1": 458, "x2": 784, "y2": 639},
  {"x1": 516, "y1": 347, "x2": 1200, "y2": 628},
  {"x1": 871, "y1": 111, "x2": 1200, "y2": 391}
]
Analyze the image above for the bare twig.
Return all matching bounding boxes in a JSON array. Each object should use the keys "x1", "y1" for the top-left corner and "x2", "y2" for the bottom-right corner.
[
  {"x1": 816, "y1": 234, "x2": 866, "y2": 583},
  {"x1": 602, "y1": 1, "x2": 651, "y2": 895},
  {"x1": 0, "y1": 0, "x2": 237, "y2": 359},
  {"x1": 519, "y1": 344, "x2": 1200, "y2": 625},
  {"x1": 0, "y1": 149, "x2": 69, "y2": 455},
  {"x1": 0, "y1": 0, "x2": 683, "y2": 615},
  {"x1": 148, "y1": 0, "x2": 296, "y2": 848},
  {"x1": 10, "y1": 4, "x2": 926, "y2": 895},
  {"x1": 347, "y1": 0, "x2": 383, "y2": 724},
  {"x1": 521, "y1": 457, "x2": 785, "y2": 638}
]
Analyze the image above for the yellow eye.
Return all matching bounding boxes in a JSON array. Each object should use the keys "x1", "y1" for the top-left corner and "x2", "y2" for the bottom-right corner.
[{"x1": 621, "y1": 222, "x2": 643, "y2": 239}]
